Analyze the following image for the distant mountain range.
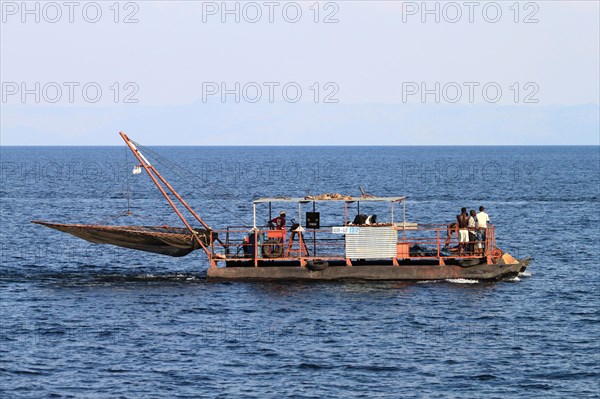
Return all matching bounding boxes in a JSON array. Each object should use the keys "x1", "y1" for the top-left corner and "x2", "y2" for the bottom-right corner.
[{"x1": 2, "y1": 103, "x2": 598, "y2": 145}]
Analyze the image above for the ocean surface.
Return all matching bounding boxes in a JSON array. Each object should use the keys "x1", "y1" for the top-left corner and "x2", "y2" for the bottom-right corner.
[{"x1": 1, "y1": 145, "x2": 598, "y2": 398}]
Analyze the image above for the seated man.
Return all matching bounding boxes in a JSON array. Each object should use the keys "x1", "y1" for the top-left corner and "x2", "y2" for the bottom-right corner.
[{"x1": 270, "y1": 210, "x2": 287, "y2": 230}]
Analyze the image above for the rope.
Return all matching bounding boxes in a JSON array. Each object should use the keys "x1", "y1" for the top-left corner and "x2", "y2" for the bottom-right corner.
[
  {"x1": 131, "y1": 141, "x2": 252, "y2": 226},
  {"x1": 97, "y1": 210, "x2": 165, "y2": 226},
  {"x1": 95, "y1": 146, "x2": 170, "y2": 227},
  {"x1": 125, "y1": 146, "x2": 131, "y2": 215}
]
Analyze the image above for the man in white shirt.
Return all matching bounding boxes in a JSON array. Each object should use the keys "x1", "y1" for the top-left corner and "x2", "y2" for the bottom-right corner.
[{"x1": 476, "y1": 206, "x2": 490, "y2": 252}]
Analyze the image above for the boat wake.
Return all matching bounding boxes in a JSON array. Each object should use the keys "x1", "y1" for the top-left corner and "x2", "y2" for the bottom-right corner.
[
  {"x1": 445, "y1": 278, "x2": 480, "y2": 284},
  {"x1": 503, "y1": 270, "x2": 532, "y2": 282}
]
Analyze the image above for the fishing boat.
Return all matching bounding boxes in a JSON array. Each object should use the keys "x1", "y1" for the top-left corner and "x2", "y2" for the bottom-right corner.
[{"x1": 34, "y1": 132, "x2": 530, "y2": 281}]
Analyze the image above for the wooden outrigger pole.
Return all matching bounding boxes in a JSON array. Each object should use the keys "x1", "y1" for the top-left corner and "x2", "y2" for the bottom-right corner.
[{"x1": 119, "y1": 132, "x2": 212, "y2": 256}]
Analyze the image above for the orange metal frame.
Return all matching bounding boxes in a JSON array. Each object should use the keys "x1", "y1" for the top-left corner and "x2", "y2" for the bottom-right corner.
[{"x1": 207, "y1": 224, "x2": 498, "y2": 267}]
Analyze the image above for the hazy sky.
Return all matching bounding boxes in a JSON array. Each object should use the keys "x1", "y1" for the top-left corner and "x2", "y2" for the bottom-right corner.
[{"x1": 1, "y1": 1, "x2": 599, "y2": 145}]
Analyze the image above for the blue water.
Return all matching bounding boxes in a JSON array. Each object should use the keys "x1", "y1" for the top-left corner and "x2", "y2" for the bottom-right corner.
[{"x1": 1, "y1": 146, "x2": 599, "y2": 398}]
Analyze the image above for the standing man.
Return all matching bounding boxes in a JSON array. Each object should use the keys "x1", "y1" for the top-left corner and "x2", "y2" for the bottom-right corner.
[
  {"x1": 476, "y1": 206, "x2": 490, "y2": 252},
  {"x1": 457, "y1": 207, "x2": 469, "y2": 253},
  {"x1": 468, "y1": 209, "x2": 477, "y2": 254}
]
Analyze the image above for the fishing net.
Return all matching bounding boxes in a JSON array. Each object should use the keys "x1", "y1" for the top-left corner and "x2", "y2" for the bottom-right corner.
[{"x1": 32, "y1": 221, "x2": 215, "y2": 257}]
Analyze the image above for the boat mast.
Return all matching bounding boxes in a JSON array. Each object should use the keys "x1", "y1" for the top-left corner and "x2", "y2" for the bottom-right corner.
[{"x1": 119, "y1": 131, "x2": 211, "y2": 255}]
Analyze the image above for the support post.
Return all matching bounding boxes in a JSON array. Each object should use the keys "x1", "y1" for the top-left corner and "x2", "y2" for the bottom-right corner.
[
  {"x1": 437, "y1": 229, "x2": 444, "y2": 266},
  {"x1": 312, "y1": 201, "x2": 317, "y2": 257},
  {"x1": 254, "y1": 229, "x2": 259, "y2": 267},
  {"x1": 344, "y1": 202, "x2": 348, "y2": 225}
]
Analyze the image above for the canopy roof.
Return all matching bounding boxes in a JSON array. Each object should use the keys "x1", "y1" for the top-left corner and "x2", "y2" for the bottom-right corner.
[{"x1": 253, "y1": 196, "x2": 406, "y2": 204}]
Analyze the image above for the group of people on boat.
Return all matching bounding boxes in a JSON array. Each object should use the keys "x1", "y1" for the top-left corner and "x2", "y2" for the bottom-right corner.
[{"x1": 446, "y1": 206, "x2": 490, "y2": 255}]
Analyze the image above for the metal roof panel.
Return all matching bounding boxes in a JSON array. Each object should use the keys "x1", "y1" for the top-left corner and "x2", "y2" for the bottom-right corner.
[{"x1": 253, "y1": 196, "x2": 406, "y2": 204}]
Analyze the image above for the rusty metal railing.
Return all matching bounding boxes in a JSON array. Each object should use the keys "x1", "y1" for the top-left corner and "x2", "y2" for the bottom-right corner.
[{"x1": 207, "y1": 224, "x2": 498, "y2": 267}]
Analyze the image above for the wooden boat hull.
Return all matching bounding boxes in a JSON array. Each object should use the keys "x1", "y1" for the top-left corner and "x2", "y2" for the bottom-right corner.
[{"x1": 207, "y1": 259, "x2": 529, "y2": 281}]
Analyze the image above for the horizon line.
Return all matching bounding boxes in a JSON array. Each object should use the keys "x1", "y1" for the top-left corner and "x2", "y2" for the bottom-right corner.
[{"x1": 2, "y1": 144, "x2": 598, "y2": 147}]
